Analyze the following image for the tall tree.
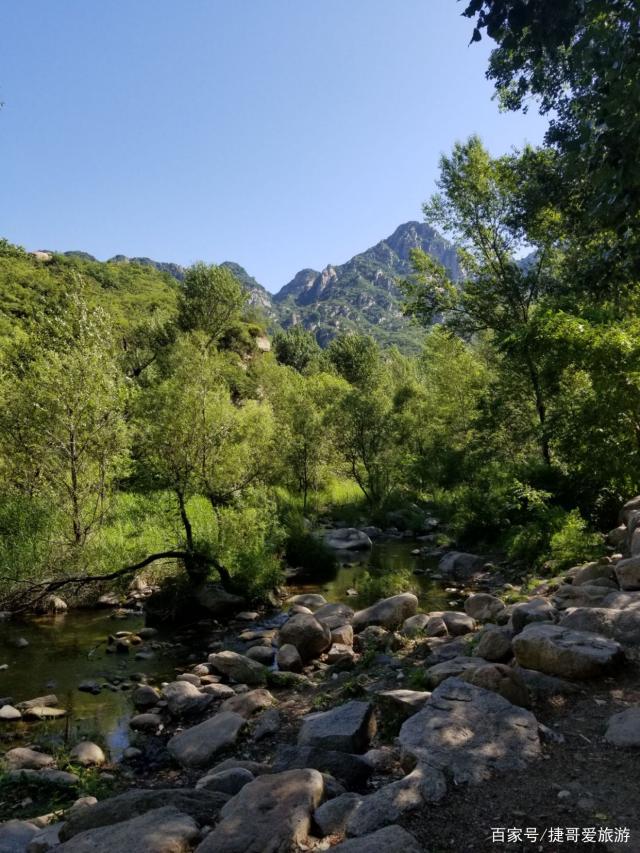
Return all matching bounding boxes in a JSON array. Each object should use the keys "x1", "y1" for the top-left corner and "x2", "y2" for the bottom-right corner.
[
  {"x1": 402, "y1": 136, "x2": 560, "y2": 464},
  {"x1": 177, "y1": 263, "x2": 247, "y2": 347}
]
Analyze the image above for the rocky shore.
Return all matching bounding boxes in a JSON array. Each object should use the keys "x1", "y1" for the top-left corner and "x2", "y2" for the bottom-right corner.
[{"x1": 1, "y1": 503, "x2": 640, "y2": 852}]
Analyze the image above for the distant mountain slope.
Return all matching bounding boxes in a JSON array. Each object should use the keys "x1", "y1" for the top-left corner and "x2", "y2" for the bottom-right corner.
[
  {"x1": 273, "y1": 221, "x2": 459, "y2": 349},
  {"x1": 48, "y1": 219, "x2": 460, "y2": 351}
]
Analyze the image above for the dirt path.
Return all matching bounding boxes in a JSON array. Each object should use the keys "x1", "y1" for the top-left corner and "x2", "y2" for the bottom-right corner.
[{"x1": 402, "y1": 662, "x2": 640, "y2": 853}]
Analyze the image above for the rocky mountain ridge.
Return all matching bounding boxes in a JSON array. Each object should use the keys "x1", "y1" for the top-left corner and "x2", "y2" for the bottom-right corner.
[{"x1": 61, "y1": 221, "x2": 459, "y2": 350}]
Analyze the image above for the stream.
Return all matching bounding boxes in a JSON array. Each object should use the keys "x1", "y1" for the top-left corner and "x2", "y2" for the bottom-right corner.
[{"x1": 0, "y1": 540, "x2": 459, "y2": 758}]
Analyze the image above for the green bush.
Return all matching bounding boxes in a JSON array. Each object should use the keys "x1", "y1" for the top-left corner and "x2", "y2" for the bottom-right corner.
[{"x1": 548, "y1": 509, "x2": 605, "y2": 571}]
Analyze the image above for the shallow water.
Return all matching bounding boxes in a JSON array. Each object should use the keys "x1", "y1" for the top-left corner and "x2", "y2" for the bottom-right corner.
[
  {"x1": 289, "y1": 539, "x2": 460, "y2": 611},
  {"x1": 0, "y1": 540, "x2": 457, "y2": 757},
  {"x1": 0, "y1": 610, "x2": 186, "y2": 758}
]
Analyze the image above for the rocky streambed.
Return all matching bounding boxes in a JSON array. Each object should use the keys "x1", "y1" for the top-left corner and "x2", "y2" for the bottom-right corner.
[{"x1": 0, "y1": 511, "x2": 639, "y2": 851}]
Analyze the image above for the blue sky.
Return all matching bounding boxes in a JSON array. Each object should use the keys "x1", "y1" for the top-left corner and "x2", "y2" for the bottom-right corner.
[{"x1": 1, "y1": 1, "x2": 548, "y2": 292}]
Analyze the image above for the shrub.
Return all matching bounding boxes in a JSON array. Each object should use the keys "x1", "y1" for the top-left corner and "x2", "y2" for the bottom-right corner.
[{"x1": 548, "y1": 509, "x2": 605, "y2": 571}]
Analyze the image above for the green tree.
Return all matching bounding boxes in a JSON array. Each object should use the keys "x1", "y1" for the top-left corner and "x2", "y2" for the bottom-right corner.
[
  {"x1": 177, "y1": 263, "x2": 247, "y2": 347},
  {"x1": 135, "y1": 334, "x2": 274, "y2": 586},
  {"x1": 402, "y1": 136, "x2": 560, "y2": 464},
  {"x1": 272, "y1": 325, "x2": 321, "y2": 373},
  {"x1": 328, "y1": 333, "x2": 381, "y2": 387},
  {"x1": 0, "y1": 291, "x2": 129, "y2": 549}
]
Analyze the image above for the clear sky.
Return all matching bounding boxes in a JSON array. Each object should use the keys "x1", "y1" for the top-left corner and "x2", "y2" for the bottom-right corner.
[{"x1": 1, "y1": 1, "x2": 548, "y2": 292}]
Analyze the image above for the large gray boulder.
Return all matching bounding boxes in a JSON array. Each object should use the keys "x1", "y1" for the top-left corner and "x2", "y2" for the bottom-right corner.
[
  {"x1": 194, "y1": 583, "x2": 245, "y2": 616},
  {"x1": 195, "y1": 767, "x2": 254, "y2": 795},
  {"x1": 167, "y1": 712, "x2": 247, "y2": 768},
  {"x1": 313, "y1": 792, "x2": 362, "y2": 836},
  {"x1": 440, "y1": 610, "x2": 476, "y2": 636},
  {"x1": 425, "y1": 655, "x2": 488, "y2": 688},
  {"x1": 298, "y1": 701, "x2": 375, "y2": 754},
  {"x1": 510, "y1": 597, "x2": 557, "y2": 632},
  {"x1": 474, "y1": 626, "x2": 513, "y2": 662},
  {"x1": 399, "y1": 677, "x2": 540, "y2": 784},
  {"x1": 208, "y1": 651, "x2": 267, "y2": 685},
  {"x1": 601, "y1": 591, "x2": 640, "y2": 610},
  {"x1": 278, "y1": 613, "x2": 331, "y2": 661},
  {"x1": 513, "y1": 622, "x2": 623, "y2": 679},
  {"x1": 314, "y1": 603, "x2": 354, "y2": 630},
  {"x1": 285, "y1": 593, "x2": 327, "y2": 610},
  {"x1": 4, "y1": 748, "x2": 54, "y2": 770},
  {"x1": 325, "y1": 528, "x2": 372, "y2": 551},
  {"x1": 401, "y1": 614, "x2": 430, "y2": 637},
  {"x1": 464, "y1": 593, "x2": 505, "y2": 622},
  {"x1": 438, "y1": 551, "x2": 483, "y2": 579},
  {"x1": 221, "y1": 689, "x2": 275, "y2": 718},
  {"x1": 615, "y1": 556, "x2": 640, "y2": 590},
  {"x1": 352, "y1": 594, "x2": 418, "y2": 632},
  {"x1": 56, "y1": 807, "x2": 199, "y2": 853},
  {"x1": 570, "y1": 562, "x2": 617, "y2": 588},
  {"x1": 604, "y1": 706, "x2": 640, "y2": 747},
  {"x1": 273, "y1": 745, "x2": 372, "y2": 791},
  {"x1": 330, "y1": 826, "x2": 423, "y2": 853},
  {"x1": 553, "y1": 584, "x2": 613, "y2": 610},
  {"x1": 163, "y1": 681, "x2": 212, "y2": 717},
  {"x1": 69, "y1": 742, "x2": 106, "y2": 767},
  {"x1": 194, "y1": 769, "x2": 324, "y2": 853},
  {"x1": 276, "y1": 644, "x2": 303, "y2": 672},
  {"x1": 559, "y1": 606, "x2": 640, "y2": 647},
  {"x1": 374, "y1": 689, "x2": 431, "y2": 721},
  {"x1": 0, "y1": 820, "x2": 38, "y2": 852},
  {"x1": 460, "y1": 663, "x2": 531, "y2": 708},
  {"x1": 59, "y1": 789, "x2": 227, "y2": 840},
  {"x1": 345, "y1": 765, "x2": 446, "y2": 837}
]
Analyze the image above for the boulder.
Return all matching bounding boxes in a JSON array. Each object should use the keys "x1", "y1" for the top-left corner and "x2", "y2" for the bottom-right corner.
[
  {"x1": 28, "y1": 820, "x2": 63, "y2": 851},
  {"x1": 464, "y1": 593, "x2": 505, "y2": 622},
  {"x1": 36, "y1": 594, "x2": 68, "y2": 614},
  {"x1": 460, "y1": 663, "x2": 530, "y2": 708},
  {"x1": 208, "y1": 651, "x2": 267, "y2": 685},
  {"x1": 601, "y1": 591, "x2": 640, "y2": 610},
  {"x1": 276, "y1": 644, "x2": 303, "y2": 672},
  {"x1": 399, "y1": 677, "x2": 540, "y2": 784},
  {"x1": 345, "y1": 766, "x2": 446, "y2": 837},
  {"x1": 314, "y1": 792, "x2": 362, "y2": 837},
  {"x1": 253, "y1": 708, "x2": 281, "y2": 740},
  {"x1": 352, "y1": 594, "x2": 419, "y2": 632},
  {"x1": 56, "y1": 807, "x2": 199, "y2": 853},
  {"x1": 195, "y1": 767, "x2": 254, "y2": 795},
  {"x1": 332, "y1": 624, "x2": 354, "y2": 646},
  {"x1": 512, "y1": 622, "x2": 623, "y2": 679},
  {"x1": 401, "y1": 614, "x2": 430, "y2": 637},
  {"x1": 278, "y1": 613, "x2": 331, "y2": 661},
  {"x1": 559, "y1": 607, "x2": 640, "y2": 647},
  {"x1": 424, "y1": 615, "x2": 448, "y2": 637},
  {"x1": 570, "y1": 562, "x2": 617, "y2": 588},
  {"x1": 513, "y1": 666, "x2": 580, "y2": 700},
  {"x1": 194, "y1": 769, "x2": 324, "y2": 853},
  {"x1": 60, "y1": 789, "x2": 227, "y2": 841},
  {"x1": 511, "y1": 597, "x2": 557, "y2": 632},
  {"x1": 608, "y1": 524, "x2": 628, "y2": 549},
  {"x1": 325, "y1": 528, "x2": 372, "y2": 551},
  {"x1": 16, "y1": 695, "x2": 58, "y2": 711},
  {"x1": 4, "y1": 747, "x2": 54, "y2": 771},
  {"x1": 441, "y1": 611, "x2": 476, "y2": 636},
  {"x1": 425, "y1": 655, "x2": 488, "y2": 688},
  {"x1": 273, "y1": 745, "x2": 372, "y2": 791},
  {"x1": 326, "y1": 643, "x2": 356, "y2": 666},
  {"x1": 620, "y1": 495, "x2": 640, "y2": 524},
  {"x1": 438, "y1": 551, "x2": 483, "y2": 579},
  {"x1": 604, "y1": 706, "x2": 640, "y2": 747},
  {"x1": 129, "y1": 713, "x2": 161, "y2": 733},
  {"x1": 200, "y1": 683, "x2": 235, "y2": 699},
  {"x1": 374, "y1": 689, "x2": 431, "y2": 721},
  {"x1": 314, "y1": 603, "x2": 354, "y2": 630},
  {"x1": 194, "y1": 583, "x2": 245, "y2": 617},
  {"x1": 615, "y1": 556, "x2": 640, "y2": 590},
  {"x1": 298, "y1": 701, "x2": 376, "y2": 753},
  {"x1": 131, "y1": 684, "x2": 160, "y2": 710},
  {"x1": 167, "y1": 712, "x2": 247, "y2": 768},
  {"x1": 331, "y1": 825, "x2": 423, "y2": 853},
  {"x1": 0, "y1": 820, "x2": 38, "y2": 852},
  {"x1": 285, "y1": 593, "x2": 327, "y2": 610},
  {"x1": 474, "y1": 626, "x2": 513, "y2": 662},
  {"x1": 69, "y1": 742, "x2": 105, "y2": 767},
  {"x1": 221, "y1": 689, "x2": 275, "y2": 718},
  {"x1": 7, "y1": 769, "x2": 78, "y2": 786},
  {"x1": 553, "y1": 584, "x2": 612, "y2": 610},
  {"x1": 22, "y1": 706, "x2": 66, "y2": 721},
  {"x1": 0, "y1": 705, "x2": 21, "y2": 721},
  {"x1": 163, "y1": 681, "x2": 212, "y2": 717},
  {"x1": 246, "y1": 646, "x2": 275, "y2": 666}
]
